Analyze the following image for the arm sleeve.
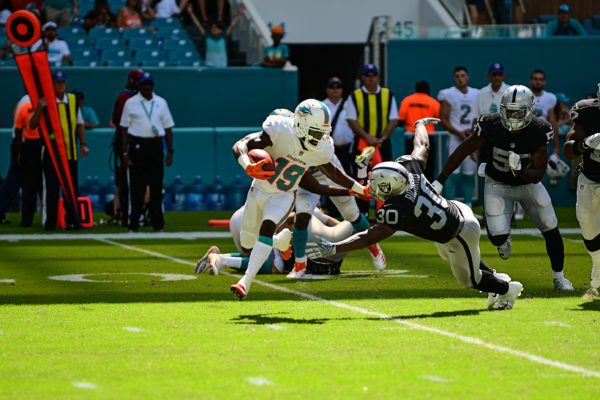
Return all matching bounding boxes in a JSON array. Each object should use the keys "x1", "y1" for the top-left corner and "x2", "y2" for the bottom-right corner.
[
  {"x1": 15, "y1": 107, "x2": 26, "y2": 129},
  {"x1": 398, "y1": 98, "x2": 407, "y2": 121},
  {"x1": 437, "y1": 89, "x2": 446, "y2": 102},
  {"x1": 120, "y1": 100, "x2": 132, "y2": 127},
  {"x1": 76, "y1": 107, "x2": 84, "y2": 124},
  {"x1": 388, "y1": 97, "x2": 398, "y2": 121},
  {"x1": 344, "y1": 95, "x2": 357, "y2": 121},
  {"x1": 161, "y1": 101, "x2": 175, "y2": 128}
]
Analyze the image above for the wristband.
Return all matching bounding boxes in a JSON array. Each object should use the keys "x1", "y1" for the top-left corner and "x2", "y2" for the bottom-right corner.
[
  {"x1": 435, "y1": 173, "x2": 447, "y2": 184},
  {"x1": 351, "y1": 181, "x2": 364, "y2": 194},
  {"x1": 238, "y1": 153, "x2": 251, "y2": 170}
]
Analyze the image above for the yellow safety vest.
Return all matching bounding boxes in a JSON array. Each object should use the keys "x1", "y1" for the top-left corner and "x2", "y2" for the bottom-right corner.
[
  {"x1": 351, "y1": 87, "x2": 392, "y2": 138},
  {"x1": 57, "y1": 93, "x2": 78, "y2": 161}
]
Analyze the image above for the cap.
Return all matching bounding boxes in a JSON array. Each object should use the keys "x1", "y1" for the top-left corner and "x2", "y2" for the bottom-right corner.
[
  {"x1": 52, "y1": 70, "x2": 67, "y2": 82},
  {"x1": 488, "y1": 62, "x2": 504, "y2": 74},
  {"x1": 555, "y1": 93, "x2": 570, "y2": 104},
  {"x1": 139, "y1": 71, "x2": 154, "y2": 84},
  {"x1": 327, "y1": 77, "x2": 343, "y2": 88},
  {"x1": 362, "y1": 64, "x2": 379, "y2": 77},
  {"x1": 558, "y1": 4, "x2": 570, "y2": 13},
  {"x1": 128, "y1": 68, "x2": 143, "y2": 82},
  {"x1": 271, "y1": 25, "x2": 284, "y2": 35},
  {"x1": 43, "y1": 21, "x2": 57, "y2": 30}
]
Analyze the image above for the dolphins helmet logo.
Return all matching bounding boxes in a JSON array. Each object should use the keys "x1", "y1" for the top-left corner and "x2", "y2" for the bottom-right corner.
[{"x1": 297, "y1": 104, "x2": 312, "y2": 117}]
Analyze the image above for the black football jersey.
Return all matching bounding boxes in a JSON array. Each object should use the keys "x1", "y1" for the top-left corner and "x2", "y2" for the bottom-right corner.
[
  {"x1": 376, "y1": 156, "x2": 462, "y2": 243},
  {"x1": 475, "y1": 113, "x2": 553, "y2": 186},
  {"x1": 571, "y1": 98, "x2": 600, "y2": 183}
]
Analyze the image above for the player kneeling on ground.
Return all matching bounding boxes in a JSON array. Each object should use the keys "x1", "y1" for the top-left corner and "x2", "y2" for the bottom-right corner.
[{"x1": 307, "y1": 118, "x2": 523, "y2": 310}]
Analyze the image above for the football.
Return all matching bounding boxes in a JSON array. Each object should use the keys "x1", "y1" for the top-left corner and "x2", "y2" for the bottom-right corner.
[{"x1": 248, "y1": 149, "x2": 275, "y2": 171}]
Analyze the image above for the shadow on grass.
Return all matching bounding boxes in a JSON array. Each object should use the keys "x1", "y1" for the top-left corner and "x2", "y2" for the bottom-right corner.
[
  {"x1": 231, "y1": 312, "x2": 361, "y2": 325},
  {"x1": 571, "y1": 299, "x2": 600, "y2": 311},
  {"x1": 387, "y1": 308, "x2": 485, "y2": 319}
]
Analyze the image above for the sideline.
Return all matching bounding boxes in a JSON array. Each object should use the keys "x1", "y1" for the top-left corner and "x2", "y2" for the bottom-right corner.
[
  {"x1": 0, "y1": 228, "x2": 583, "y2": 241},
  {"x1": 96, "y1": 237, "x2": 600, "y2": 379}
]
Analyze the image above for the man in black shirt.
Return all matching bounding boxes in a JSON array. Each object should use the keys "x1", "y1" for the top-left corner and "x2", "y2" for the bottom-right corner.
[
  {"x1": 433, "y1": 85, "x2": 573, "y2": 291},
  {"x1": 307, "y1": 117, "x2": 523, "y2": 310},
  {"x1": 564, "y1": 84, "x2": 600, "y2": 293}
]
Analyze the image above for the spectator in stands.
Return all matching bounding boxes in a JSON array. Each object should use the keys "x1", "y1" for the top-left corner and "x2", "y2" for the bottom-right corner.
[
  {"x1": 323, "y1": 76, "x2": 353, "y2": 174},
  {"x1": 117, "y1": 0, "x2": 155, "y2": 29},
  {"x1": 43, "y1": 0, "x2": 78, "y2": 27},
  {"x1": 151, "y1": 0, "x2": 187, "y2": 18},
  {"x1": 473, "y1": 62, "x2": 509, "y2": 119},
  {"x1": 83, "y1": 0, "x2": 117, "y2": 31},
  {"x1": 186, "y1": 3, "x2": 244, "y2": 68},
  {"x1": 529, "y1": 69, "x2": 559, "y2": 156},
  {"x1": 260, "y1": 25, "x2": 288, "y2": 68},
  {"x1": 0, "y1": 39, "x2": 20, "y2": 65},
  {"x1": 72, "y1": 89, "x2": 100, "y2": 129},
  {"x1": 546, "y1": 4, "x2": 586, "y2": 37},
  {"x1": 32, "y1": 22, "x2": 72, "y2": 65},
  {"x1": 198, "y1": 0, "x2": 224, "y2": 25},
  {"x1": 554, "y1": 93, "x2": 572, "y2": 137},
  {"x1": 0, "y1": 0, "x2": 12, "y2": 26},
  {"x1": 398, "y1": 80, "x2": 440, "y2": 181}
]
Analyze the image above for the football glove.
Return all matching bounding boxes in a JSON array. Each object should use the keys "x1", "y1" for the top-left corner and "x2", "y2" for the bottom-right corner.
[
  {"x1": 431, "y1": 180, "x2": 443, "y2": 194},
  {"x1": 350, "y1": 183, "x2": 373, "y2": 201},
  {"x1": 414, "y1": 117, "x2": 441, "y2": 130},
  {"x1": 583, "y1": 133, "x2": 600, "y2": 150},
  {"x1": 306, "y1": 237, "x2": 336, "y2": 259},
  {"x1": 508, "y1": 151, "x2": 521, "y2": 171},
  {"x1": 244, "y1": 159, "x2": 275, "y2": 180}
]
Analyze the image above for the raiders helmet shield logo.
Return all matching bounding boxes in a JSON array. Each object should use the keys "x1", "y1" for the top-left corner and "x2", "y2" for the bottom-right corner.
[{"x1": 378, "y1": 182, "x2": 392, "y2": 194}]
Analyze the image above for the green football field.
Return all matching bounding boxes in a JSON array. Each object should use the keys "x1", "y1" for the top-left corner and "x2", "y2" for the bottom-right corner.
[{"x1": 1, "y1": 208, "x2": 600, "y2": 399}]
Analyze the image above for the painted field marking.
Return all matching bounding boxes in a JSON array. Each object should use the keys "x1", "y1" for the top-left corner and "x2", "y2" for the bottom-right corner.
[
  {"x1": 420, "y1": 375, "x2": 451, "y2": 383},
  {"x1": 72, "y1": 382, "x2": 97, "y2": 389},
  {"x1": 265, "y1": 324, "x2": 286, "y2": 330},
  {"x1": 0, "y1": 228, "x2": 584, "y2": 242},
  {"x1": 246, "y1": 377, "x2": 273, "y2": 386},
  {"x1": 123, "y1": 327, "x2": 144, "y2": 332},
  {"x1": 48, "y1": 272, "x2": 196, "y2": 283},
  {"x1": 0, "y1": 279, "x2": 15, "y2": 284},
  {"x1": 96, "y1": 238, "x2": 600, "y2": 378},
  {"x1": 544, "y1": 321, "x2": 572, "y2": 327}
]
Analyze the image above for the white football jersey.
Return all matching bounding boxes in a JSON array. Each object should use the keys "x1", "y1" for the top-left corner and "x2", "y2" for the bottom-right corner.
[
  {"x1": 533, "y1": 91, "x2": 557, "y2": 121},
  {"x1": 253, "y1": 115, "x2": 334, "y2": 194},
  {"x1": 437, "y1": 87, "x2": 479, "y2": 132}
]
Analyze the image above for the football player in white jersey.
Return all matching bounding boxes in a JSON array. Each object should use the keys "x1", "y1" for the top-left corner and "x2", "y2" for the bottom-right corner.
[
  {"x1": 437, "y1": 66, "x2": 479, "y2": 207},
  {"x1": 529, "y1": 69, "x2": 560, "y2": 157},
  {"x1": 228, "y1": 99, "x2": 371, "y2": 300}
]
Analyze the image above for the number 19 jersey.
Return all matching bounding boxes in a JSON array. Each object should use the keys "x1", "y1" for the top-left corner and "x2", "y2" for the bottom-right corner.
[
  {"x1": 254, "y1": 115, "x2": 334, "y2": 194},
  {"x1": 377, "y1": 156, "x2": 463, "y2": 243}
]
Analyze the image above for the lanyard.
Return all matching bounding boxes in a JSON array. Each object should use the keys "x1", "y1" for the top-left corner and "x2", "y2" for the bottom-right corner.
[{"x1": 141, "y1": 100, "x2": 154, "y2": 122}]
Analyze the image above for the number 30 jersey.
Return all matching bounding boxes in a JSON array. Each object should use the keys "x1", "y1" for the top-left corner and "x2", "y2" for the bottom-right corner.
[
  {"x1": 475, "y1": 113, "x2": 552, "y2": 186},
  {"x1": 376, "y1": 156, "x2": 462, "y2": 243},
  {"x1": 254, "y1": 115, "x2": 334, "y2": 194}
]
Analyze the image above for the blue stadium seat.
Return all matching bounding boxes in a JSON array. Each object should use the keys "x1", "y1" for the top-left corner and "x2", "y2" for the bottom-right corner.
[
  {"x1": 138, "y1": 59, "x2": 168, "y2": 67},
  {"x1": 89, "y1": 27, "x2": 121, "y2": 40},
  {"x1": 71, "y1": 48, "x2": 97, "y2": 61},
  {"x1": 151, "y1": 17, "x2": 181, "y2": 28},
  {"x1": 101, "y1": 48, "x2": 131, "y2": 63},
  {"x1": 72, "y1": 59, "x2": 97, "y2": 66},
  {"x1": 583, "y1": 16, "x2": 600, "y2": 35},
  {"x1": 66, "y1": 37, "x2": 94, "y2": 50},
  {"x1": 168, "y1": 49, "x2": 201, "y2": 63},
  {"x1": 172, "y1": 59, "x2": 202, "y2": 67},
  {"x1": 104, "y1": 59, "x2": 134, "y2": 67},
  {"x1": 156, "y1": 27, "x2": 186, "y2": 39},
  {"x1": 122, "y1": 28, "x2": 154, "y2": 41},
  {"x1": 1, "y1": 58, "x2": 16, "y2": 67},
  {"x1": 134, "y1": 49, "x2": 164, "y2": 62},
  {"x1": 95, "y1": 37, "x2": 126, "y2": 51},
  {"x1": 537, "y1": 15, "x2": 555, "y2": 24},
  {"x1": 128, "y1": 37, "x2": 157, "y2": 52},
  {"x1": 163, "y1": 38, "x2": 194, "y2": 51},
  {"x1": 58, "y1": 26, "x2": 86, "y2": 38}
]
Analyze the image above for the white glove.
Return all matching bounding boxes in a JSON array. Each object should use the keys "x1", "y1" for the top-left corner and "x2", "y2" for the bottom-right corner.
[
  {"x1": 414, "y1": 118, "x2": 441, "y2": 130},
  {"x1": 431, "y1": 180, "x2": 443, "y2": 194},
  {"x1": 305, "y1": 237, "x2": 336, "y2": 259},
  {"x1": 478, "y1": 162, "x2": 486, "y2": 178},
  {"x1": 508, "y1": 151, "x2": 521, "y2": 171},
  {"x1": 584, "y1": 133, "x2": 600, "y2": 150}
]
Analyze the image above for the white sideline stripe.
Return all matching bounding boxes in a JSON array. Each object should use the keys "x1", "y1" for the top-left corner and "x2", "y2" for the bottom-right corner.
[
  {"x1": 0, "y1": 279, "x2": 15, "y2": 284},
  {"x1": 420, "y1": 375, "x2": 451, "y2": 383},
  {"x1": 246, "y1": 377, "x2": 273, "y2": 386},
  {"x1": 0, "y1": 228, "x2": 584, "y2": 241},
  {"x1": 72, "y1": 382, "x2": 97, "y2": 389},
  {"x1": 265, "y1": 324, "x2": 286, "y2": 330},
  {"x1": 123, "y1": 327, "x2": 144, "y2": 332},
  {"x1": 98, "y1": 238, "x2": 600, "y2": 379}
]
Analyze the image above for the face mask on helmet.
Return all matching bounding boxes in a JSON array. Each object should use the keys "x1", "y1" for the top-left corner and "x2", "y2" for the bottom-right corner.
[
  {"x1": 499, "y1": 85, "x2": 534, "y2": 131},
  {"x1": 294, "y1": 99, "x2": 332, "y2": 151},
  {"x1": 368, "y1": 162, "x2": 411, "y2": 201}
]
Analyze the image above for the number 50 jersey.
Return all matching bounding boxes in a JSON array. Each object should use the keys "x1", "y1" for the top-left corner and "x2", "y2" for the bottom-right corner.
[
  {"x1": 377, "y1": 156, "x2": 463, "y2": 243},
  {"x1": 254, "y1": 115, "x2": 334, "y2": 194}
]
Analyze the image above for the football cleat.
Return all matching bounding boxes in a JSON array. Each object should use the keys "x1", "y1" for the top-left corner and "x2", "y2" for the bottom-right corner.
[
  {"x1": 274, "y1": 228, "x2": 293, "y2": 251},
  {"x1": 591, "y1": 266, "x2": 600, "y2": 290},
  {"x1": 553, "y1": 276, "x2": 574, "y2": 291},
  {"x1": 486, "y1": 271, "x2": 511, "y2": 308},
  {"x1": 208, "y1": 253, "x2": 225, "y2": 276},
  {"x1": 493, "y1": 281, "x2": 523, "y2": 310},
  {"x1": 195, "y1": 245, "x2": 220, "y2": 274},
  {"x1": 355, "y1": 146, "x2": 375, "y2": 169},
  {"x1": 286, "y1": 261, "x2": 307, "y2": 278},
  {"x1": 497, "y1": 237, "x2": 511, "y2": 260},
  {"x1": 230, "y1": 282, "x2": 247, "y2": 300},
  {"x1": 367, "y1": 244, "x2": 386, "y2": 271}
]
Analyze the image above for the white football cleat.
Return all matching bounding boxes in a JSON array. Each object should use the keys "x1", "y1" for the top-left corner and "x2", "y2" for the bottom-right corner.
[
  {"x1": 355, "y1": 146, "x2": 375, "y2": 169},
  {"x1": 195, "y1": 245, "x2": 220, "y2": 274},
  {"x1": 286, "y1": 261, "x2": 307, "y2": 279},
  {"x1": 486, "y1": 271, "x2": 511, "y2": 308},
  {"x1": 274, "y1": 228, "x2": 293, "y2": 251},
  {"x1": 367, "y1": 244, "x2": 386, "y2": 271},
  {"x1": 590, "y1": 266, "x2": 600, "y2": 290},
  {"x1": 553, "y1": 276, "x2": 574, "y2": 291},
  {"x1": 497, "y1": 237, "x2": 511, "y2": 260},
  {"x1": 230, "y1": 282, "x2": 247, "y2": 300},
  {"x1": 493, "y1": 281, "x2": 523, "y2": 310},
  {"x1": 208, "y1": 253, "x2": 225, "y2": 275}
]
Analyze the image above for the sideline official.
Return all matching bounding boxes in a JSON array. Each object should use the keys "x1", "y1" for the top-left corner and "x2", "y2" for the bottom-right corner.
[{"x1": 120, "y1": 72, "x2": 174, "y2": 232}]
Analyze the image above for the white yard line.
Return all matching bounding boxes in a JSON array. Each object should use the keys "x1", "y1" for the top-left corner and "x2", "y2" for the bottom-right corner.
[{"x1": 97, "y1": 238, "x2": 600, "y2": 379}]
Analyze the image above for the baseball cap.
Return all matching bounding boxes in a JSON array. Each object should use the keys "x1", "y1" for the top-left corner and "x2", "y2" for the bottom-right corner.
[
  {"x1": 128, "y1": 68, "x2": 143, "y2": 82},
  {"x1": 271, "y1": 25, "x2": 284, "y2": 35},
  {"x1": 558, "y1": 4, "x2": 570, "y2": 13},
  {"x1": 362, "y1": 64, "x2": 379, "y2": 77},
  {"x1": 52, "y1": 70, "x2": 67, "y2": 82},
  {"x1": 43, "y1": 21, "x2": 57, "y2": 30},
  {"x1": 488, "y1": 62, "x2": 504, "y2": 74},
  {"x1": 327, "y1": 77, "x2": 343, "y2": 88},
  {"x1": 555, "y1": 93, "x2": 570, "y2": 104},
  {"x1": 139, "y1": 71, "x2": 154, "y2": 84}
]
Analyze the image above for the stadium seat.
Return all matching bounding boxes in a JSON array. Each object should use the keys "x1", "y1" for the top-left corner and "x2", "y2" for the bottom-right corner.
[
  {"x1": 101, "y1": 49, "x2": 130, "y2": 63},
  {"x1": 95, "y1": 37, "x2": 126, "y2": 51},
  {"x1": 537, "y1": 15, "x2": 555, "y2": 24},
  {"x1": 128, "y1": 37, "x2": 157, "y2": 52},
  {"x1": 1, "y1": 58, "x2": 16, "y2": 67},
  {"x1": 163, "y1": 38, "x2": 194, "y2": 51},
  {"x1": 168, "y1": 49, "x2": 201, "y2": 63},
  {"x1": 89, "y1": 27, "x2": 121, "y2": 40},
  {"x1": 104, "y1": 59, "x2": 134, "y2": 67},
  {"x1": 151, "y1": 17, "x2": 181, "y2": 28},
  {"x1": 72, "y1": 59, "x2": 96, "y2": 66},
  {"x1": 65, "y1": 37, "x2": 93, "y2": 49},
  {"x1": 138, "y1": 59, "x2": 168, "y2": 67},
  {"x1": 58, "y1": 26, "x2": 86, "y2": 38},
  {"x1": 122, "y1": 28, "x2": 154, "y2": 41},
  {"x1": 71, "y1": 48, "x2": 97, "y2": 61},
  {"x1": 172, "y1": 59, "x2": 202, "y2": 67},
  {"x1": 156, "y1": 27, "x2": 186, "y2": 39},
  {"x1": 583, "y1": 16, "x2": 600, "y2": 35},
  {"x1": 134, "y1": 49, "x2": 164, "y2": 63}
]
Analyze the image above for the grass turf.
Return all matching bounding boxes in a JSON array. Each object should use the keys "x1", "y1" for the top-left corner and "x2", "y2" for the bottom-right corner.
[{"x1": 1, "y1": 208, "x2": 599, "y2": 399}]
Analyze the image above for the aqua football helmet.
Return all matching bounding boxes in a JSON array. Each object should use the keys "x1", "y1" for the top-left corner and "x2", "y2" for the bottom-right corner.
[
  {"x1": 294, "y1": 99, "x2": 332, "y2": 151},
  {"x1": 499, "y1": 85, "x2": 535, "y2": 131}
]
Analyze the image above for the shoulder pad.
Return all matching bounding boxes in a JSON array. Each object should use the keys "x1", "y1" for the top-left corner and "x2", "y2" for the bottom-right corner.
[{"x1": 262, "y1": 115, "x2": 294, "y2": 136}]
